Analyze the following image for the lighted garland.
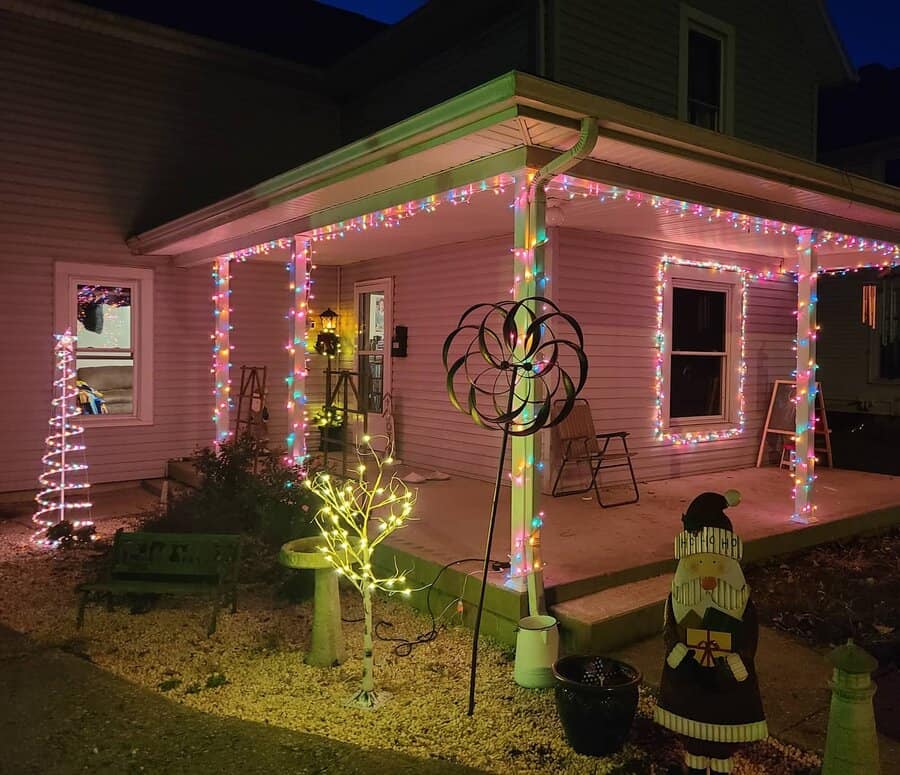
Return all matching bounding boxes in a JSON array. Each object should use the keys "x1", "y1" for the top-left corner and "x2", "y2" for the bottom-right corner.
[
  {"x1": 33, "y1": 331, "x2": 95, "y2": 546},
  {"x1": 285, "y1": 240, "x2": 312, "y2": 465}
]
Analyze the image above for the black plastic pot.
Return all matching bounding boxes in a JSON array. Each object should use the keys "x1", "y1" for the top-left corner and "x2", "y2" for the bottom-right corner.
[{"x1": 552, "y1": 655, "x2": 641, "y2": 756}]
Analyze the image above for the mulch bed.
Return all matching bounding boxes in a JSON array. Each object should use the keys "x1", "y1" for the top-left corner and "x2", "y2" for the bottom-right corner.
[{"x1": 746, "y1": 527, "x2": 900, "y2": 740}]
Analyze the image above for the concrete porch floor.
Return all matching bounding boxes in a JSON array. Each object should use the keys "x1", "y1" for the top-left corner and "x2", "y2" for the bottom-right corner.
[{"x1": 388, "y1": 465, "x2": 900, "y2": 602}]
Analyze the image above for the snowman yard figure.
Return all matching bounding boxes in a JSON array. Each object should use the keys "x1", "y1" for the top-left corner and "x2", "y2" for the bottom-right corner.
[{"x1": 654, "y1": 491, "x2": 768, "y2": 775}]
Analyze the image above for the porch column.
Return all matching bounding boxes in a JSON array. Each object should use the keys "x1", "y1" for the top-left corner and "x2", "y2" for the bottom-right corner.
[
  {"x1": 286, "y1": 237, "x2": 311, "y2": 466},
  {"x1": 793, "y1": 228, "x2": 818, "y2": 523},
  {"x1": 212, "y1": 255, "x2": 232, "y2": 447},
  {"x1": 508, "y1": 172, "x2": 547, "y2": 615}
]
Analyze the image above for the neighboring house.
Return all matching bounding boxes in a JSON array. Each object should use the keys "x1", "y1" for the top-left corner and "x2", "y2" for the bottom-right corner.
[
  {"x1": 816, "y1": 64, "x2": 900, "y2": 426},
  {"x1": 3, "y1": 0, "x2": 899, "y2": 538}
]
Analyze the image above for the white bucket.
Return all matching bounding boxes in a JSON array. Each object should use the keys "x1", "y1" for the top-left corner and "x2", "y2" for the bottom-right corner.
[{"x1": 513, "y1": 614, "x2": 560, "y2": 688}]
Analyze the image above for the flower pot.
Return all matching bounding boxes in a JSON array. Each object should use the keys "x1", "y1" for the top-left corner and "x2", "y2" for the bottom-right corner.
[{"x1": 552, "y1": 655, "x2": 641, "y2": 756}]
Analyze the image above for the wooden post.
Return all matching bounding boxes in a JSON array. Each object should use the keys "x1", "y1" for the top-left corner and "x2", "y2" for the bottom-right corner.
[
  {"x1": 508, "y1": 171, "x2": 547, "y2": 616},
  {"x1": 286, "y1": 237, "x2": 310, "y2": 466},
  {"x1": 793, "y1": 228, "x2": 818, "y2": 523},
  {"x1": 212, "y1": 255, "x2": 231, "y2": 448}
]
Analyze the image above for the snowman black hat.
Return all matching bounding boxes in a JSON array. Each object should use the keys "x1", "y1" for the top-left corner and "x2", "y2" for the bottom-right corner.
[{"x1": 675, "y1": 490, "x2": 743, "y2": 561}]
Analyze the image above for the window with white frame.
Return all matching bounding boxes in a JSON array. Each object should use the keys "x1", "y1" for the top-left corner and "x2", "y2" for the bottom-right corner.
[
  {"x1": 663, "y1": 265, "x2": 742, "y2": 431},
  {"x1": 679, "y1": 5, "x2": 735, "y2": 134},
  {"x1": 54, "y1": 263, "x2": 154, "y2": 425}
]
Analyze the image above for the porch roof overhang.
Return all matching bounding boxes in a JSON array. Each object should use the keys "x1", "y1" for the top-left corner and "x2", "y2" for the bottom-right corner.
[{"x1": 127, "y1": 71, "x2": 900, "y2": 269}]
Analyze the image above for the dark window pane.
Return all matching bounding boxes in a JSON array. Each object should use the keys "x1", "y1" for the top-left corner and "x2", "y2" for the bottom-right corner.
[
  {"x1": 688, "y1": 28, "x2": 721, "y2": 130},
  {"x1": 885, "y1": 159, "x2": 900, "y2": 187},
  {"x1": 688, "y1": 29, "x2": 721, "y2": 106},
  {"x1": 672, "y1": 287, "x2": 726, "y2": 351},
  {"x1": 670, "y1": 355, "x2": 723, "y2": 417}
]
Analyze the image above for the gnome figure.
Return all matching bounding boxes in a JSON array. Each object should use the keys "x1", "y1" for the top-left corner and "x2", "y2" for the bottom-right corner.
[{"x1": 655, "y1": 491, "x2": 767, "y2": 774}]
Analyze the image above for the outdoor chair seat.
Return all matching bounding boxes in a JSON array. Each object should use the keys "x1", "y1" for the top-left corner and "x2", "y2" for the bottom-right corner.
[{"x1": 551, "y1": 399, "x2": 639, "y2": 507}]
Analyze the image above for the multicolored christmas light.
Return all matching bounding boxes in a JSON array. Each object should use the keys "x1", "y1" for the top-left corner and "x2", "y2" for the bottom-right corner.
[
  {"x1": 211, "y1": 256, "x2": 233, "y2": 446},
  {"x1": 33, "y1": 331, "x2": 94, "y2": 546},
  {"x1": 285, "y1": 239, "x2": 312, "y2": 466},
  {"x1": 654, "y1": 256, "x2": 760, "y2": 445}
]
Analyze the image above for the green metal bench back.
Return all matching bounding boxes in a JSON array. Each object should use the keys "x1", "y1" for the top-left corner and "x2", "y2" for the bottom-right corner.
[{"x1": 110, "y1": 532, "x2": 240, "y2": 582}]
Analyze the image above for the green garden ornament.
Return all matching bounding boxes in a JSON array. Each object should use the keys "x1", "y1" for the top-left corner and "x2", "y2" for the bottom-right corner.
[
  {"x1": 822, "y1": 639, "x2": 880, "y2": 775},
  {"x1": 654, "y1": 490, "x2": 767, "y2": 775}
]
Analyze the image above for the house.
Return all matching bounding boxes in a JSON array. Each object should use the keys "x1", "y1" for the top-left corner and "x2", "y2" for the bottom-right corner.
[
  {"x1": 814, "y1": 64, "x2": 900, "y2": 469},
  {"x1": 4, "y1": 0, "x2": 900, "y2": 640}
]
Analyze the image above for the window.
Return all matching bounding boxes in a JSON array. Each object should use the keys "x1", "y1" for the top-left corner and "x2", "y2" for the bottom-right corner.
[
  {"x1": 872, "y1": 276, "x2": 900, "y2": 380},
  {"x1": 679, "y1": 5, "x2": 734, "y2": 134},
  {"x1": 54, "y1": 263, "x2": 154, "y2": 425},
  {"x1": 657, "y1": 261, "x2": 744, "y2": 440},
  {"x1": 670, "y1": 286, "x2": 727, "y2": 418},
  {"x1": 885, "y1": 159, "x2": 900, "y2": 188}
]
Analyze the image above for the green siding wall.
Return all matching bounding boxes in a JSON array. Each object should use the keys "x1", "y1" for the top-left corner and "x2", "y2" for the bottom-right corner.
[{"x1": 553, "y1": 0, "x2": 818, "y2": 158}]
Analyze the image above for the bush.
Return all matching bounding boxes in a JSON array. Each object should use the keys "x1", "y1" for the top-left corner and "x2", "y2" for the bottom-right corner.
[{"x1": 146, "y1": 436, "x2": 322, "y2": 547}]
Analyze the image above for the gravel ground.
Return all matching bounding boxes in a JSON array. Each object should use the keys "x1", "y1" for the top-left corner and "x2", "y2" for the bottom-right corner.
[{"x1": 0, "y1": 515, "x2": 820, "y2": 774}]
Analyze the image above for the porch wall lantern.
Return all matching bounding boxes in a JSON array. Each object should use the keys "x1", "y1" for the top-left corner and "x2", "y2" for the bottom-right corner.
[{"x1": 315, "y1": 308, "x2": 340, "y2": 357}]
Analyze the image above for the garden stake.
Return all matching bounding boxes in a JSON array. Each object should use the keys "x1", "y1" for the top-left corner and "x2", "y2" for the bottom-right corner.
[{"x1": 443, "y1": 297, "x2": 588, "y2": 715}]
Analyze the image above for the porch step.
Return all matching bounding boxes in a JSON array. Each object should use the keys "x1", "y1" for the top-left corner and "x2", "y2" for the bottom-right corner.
[
  {"x1": 551, "y1": 573, "x2": 673, "y2": 654},
  {"x1": 165, "y1": 458, "x2": 203, "y2": 489}
]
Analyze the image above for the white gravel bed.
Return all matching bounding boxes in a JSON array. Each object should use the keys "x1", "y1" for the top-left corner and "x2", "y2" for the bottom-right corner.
[{"x1": 0, "y1": 518, "x2": 820, "y2": 774}]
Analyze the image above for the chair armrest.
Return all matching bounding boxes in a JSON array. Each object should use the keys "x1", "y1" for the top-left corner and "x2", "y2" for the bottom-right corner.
[{"x1": 595, "y1": 431, "x2": 628, "y2": 439}]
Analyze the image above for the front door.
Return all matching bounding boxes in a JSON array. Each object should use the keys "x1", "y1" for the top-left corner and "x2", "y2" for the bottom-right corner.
[{"x1": 354, "y1": 279, "x2": 392, "y2": 445}]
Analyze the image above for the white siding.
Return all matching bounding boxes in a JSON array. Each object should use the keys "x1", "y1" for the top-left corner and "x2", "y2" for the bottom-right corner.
[
  {"x1": 554, "y1": 227, "x2": 797, "y2": 482},
  {"x1": 333, "y1": 237, "x2": 512, "y2": 481},
  {"x1": 0, "y1": 8, "x2": 337, "y2": 492}
]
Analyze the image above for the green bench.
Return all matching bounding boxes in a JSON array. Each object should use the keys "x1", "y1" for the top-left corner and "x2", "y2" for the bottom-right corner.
[{"x1": 76, "y1": 530, "x2": 241, "y2": 636}]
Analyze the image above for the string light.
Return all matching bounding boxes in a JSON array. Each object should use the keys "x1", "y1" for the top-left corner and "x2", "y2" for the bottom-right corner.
[
  {"x1": 285, "y1": 239, "x2": 312, "y2": 466},
  {"x1": 33, "y1": 330, "x2": 94, "y2": 547},
  {"x1": 211, "y1": 257, "x2": 233, "y2": 446},
  {"x1": 652, "y1": 256, "x2": 779, "y2": 446}
]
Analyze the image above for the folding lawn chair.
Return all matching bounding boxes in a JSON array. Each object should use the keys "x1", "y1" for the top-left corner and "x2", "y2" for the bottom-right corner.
[{"x1": 550, "y1": 398, "x2": 639, "y2": 507}]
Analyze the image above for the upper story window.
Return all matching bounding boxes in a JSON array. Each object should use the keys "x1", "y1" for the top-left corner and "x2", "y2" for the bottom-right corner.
[
  {"x1": 679, "y1": 5, "x2": 735, "y2": 134},
  {"x1": 55, "y1": 263, "x2": 154, "y2": 426}
]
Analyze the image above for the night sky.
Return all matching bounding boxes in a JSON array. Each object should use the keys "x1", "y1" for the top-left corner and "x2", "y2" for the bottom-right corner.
[{"x1": 322, "y1": 0, "x2": 900, "y2": 68}]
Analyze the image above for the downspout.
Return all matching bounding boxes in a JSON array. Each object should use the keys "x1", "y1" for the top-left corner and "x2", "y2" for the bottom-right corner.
[{"x1": 527, "y1": 115, "x2": 599, "y2": 282}]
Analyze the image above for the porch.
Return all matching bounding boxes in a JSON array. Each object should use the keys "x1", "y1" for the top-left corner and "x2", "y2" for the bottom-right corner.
[{"x1": 373, "y1": 465, "x2": 900, "y2": 648}]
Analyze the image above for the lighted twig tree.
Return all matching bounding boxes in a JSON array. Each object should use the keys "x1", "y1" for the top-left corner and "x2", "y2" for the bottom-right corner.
[
  {"x1": 33, "y1": 330, "x2": 95, "y2": 547},
  {"x1": 304, "y1": 436, "x2": 414, "y2": 708}
]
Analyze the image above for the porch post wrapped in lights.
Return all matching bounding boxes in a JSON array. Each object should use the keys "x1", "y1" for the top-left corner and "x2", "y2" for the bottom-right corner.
[
  {"x1": 212, "y1": 255, "x2": 232, "y2": 447},
  {"x1": 285, "y1": 237, "x2": 311, "y2": 465},
  {"x1": 793, "y1": 228, "x2": 818, "y2": 523}
]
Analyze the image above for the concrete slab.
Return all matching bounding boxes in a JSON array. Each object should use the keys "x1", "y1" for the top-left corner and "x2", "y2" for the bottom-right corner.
[{"x1": 611, "y1": 627, "x2": 899, "y2": 771}]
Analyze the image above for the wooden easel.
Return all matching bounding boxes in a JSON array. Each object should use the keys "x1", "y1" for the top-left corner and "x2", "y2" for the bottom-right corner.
[
  {"x1": 756, "y1": 379, "x2": 833, "y2": 468},
  {"x1": 234, "y1": 365, "x2": 268, "y2": 451}
]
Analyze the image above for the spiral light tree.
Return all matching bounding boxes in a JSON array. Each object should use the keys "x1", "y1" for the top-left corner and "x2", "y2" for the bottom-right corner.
[
  {"x1": 33, "y1": 330, "x2": 95, "y2": 546},
  {"x1": 443, "y1": 296, "x2": 588, "y2": 715},
  {"x1": 304, "y1": 436, "x2": 414, "y2": 708}
]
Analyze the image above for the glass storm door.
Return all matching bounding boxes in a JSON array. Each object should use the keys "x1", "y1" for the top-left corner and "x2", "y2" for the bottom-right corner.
[{"x1": 355, "y1": 279, "x2": 392, "y2": 442}]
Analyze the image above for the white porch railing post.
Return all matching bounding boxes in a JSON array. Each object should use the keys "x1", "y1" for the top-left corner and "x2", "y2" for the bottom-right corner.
[
  {"x1": 507, "y1": 171, "x2": 547, "y2": 616},
  {"x1": 212, "y1": 255, "x2": 232, "y2": 448},
  {"x1": 793, "y1": 228, "x2": 818, "y2": 523},
  {"x1": 286, "y1": 237, "x2": 311, "y2": 466}
]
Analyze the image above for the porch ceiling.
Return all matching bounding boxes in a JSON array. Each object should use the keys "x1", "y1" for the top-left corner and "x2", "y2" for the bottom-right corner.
[{"x1": 129, "y1": 72, "x2": 900, "y2": 271}]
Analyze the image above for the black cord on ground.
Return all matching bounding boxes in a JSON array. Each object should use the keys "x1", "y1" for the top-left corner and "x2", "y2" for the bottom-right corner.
[{"x1": 340, "y1": 557, "x2": 507, "y2": 656}]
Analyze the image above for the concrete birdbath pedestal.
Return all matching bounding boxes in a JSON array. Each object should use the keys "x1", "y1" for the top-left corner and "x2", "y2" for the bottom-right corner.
[{"x1": 279, "y1": 536, "x2": 346, "y2": 667}]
